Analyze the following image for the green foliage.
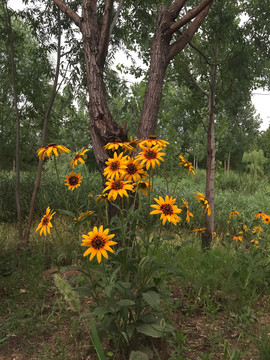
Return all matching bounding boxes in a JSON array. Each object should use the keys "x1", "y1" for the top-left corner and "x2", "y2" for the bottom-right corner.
[{"x1": 242, "y1": 149, "x2": 266, "y2": 178}]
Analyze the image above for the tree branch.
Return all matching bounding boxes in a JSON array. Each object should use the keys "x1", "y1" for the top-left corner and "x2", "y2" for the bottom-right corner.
[
  {"x1": 98, "y1": 0, "x2": 114, "y2": 67},
  {"x1": 170, "y1": 0, "x2": 213, "y2": 33},
  {"x1": 190, "y1": 71, "x2": 209, "y2": 97},
  {"x1": 168, "y1": 4, "x2": 212, "y2": 60},
  {"x1": 188, "y1": 41, "x2": 216, "y2": 66},
  {"x1": 109, "y1": 0, "x2": 124, "y2": 36},
  {"x1": 167, "y1": 0, "x2": 186, "y2": 20},
  {"x1": 53, "y1": 0, "x2": 81, "y2": 29}
]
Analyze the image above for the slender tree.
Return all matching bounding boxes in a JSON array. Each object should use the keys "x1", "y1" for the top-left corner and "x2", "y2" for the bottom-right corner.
[{"x1": 2, "y1": 0, "x2": 23, "y2": 240}]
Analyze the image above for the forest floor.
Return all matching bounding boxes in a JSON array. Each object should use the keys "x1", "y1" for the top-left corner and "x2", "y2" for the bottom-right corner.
[{"x1": 0, "y1": 256, "x2": 269, "y2": 360}]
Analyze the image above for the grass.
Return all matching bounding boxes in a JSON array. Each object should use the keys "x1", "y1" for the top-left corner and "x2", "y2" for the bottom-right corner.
[{"x1": 0, "y1": 169, "x2": 270, "y2": 359}]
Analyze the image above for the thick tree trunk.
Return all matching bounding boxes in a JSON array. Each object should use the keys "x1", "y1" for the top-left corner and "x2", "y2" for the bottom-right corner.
[
  {"x1": 202, "y1": 63, "x2": 216, "y2": 250},
  {"x1": 81, "y1": 1, "x2": 127, "y2": 174}
]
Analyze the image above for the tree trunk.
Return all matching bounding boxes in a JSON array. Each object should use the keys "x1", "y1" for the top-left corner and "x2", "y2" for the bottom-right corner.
[
  {"x1": 81, "y1": 1, "x2": 127, "y2": 175},
  {"x1": 202, "y1": 63, "x2": 217, "y2": 250},
  {"x1": 227, "y1": 152, "x2": 230, "y2": 174},
  {"x1": 23, "y1": 10, "x2": 62, "y2": 243}
]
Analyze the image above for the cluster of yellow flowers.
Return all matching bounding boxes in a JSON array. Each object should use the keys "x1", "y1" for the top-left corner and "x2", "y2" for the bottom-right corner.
[
  {"x1": 228, "y1": 210, "x2": 270, "y2": 247},
  {"x1": 35, "y1": 138, "x2": 211, "y2": 263}
]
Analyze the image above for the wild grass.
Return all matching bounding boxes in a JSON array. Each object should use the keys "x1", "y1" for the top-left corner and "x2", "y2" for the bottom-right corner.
[{"x1": 1, "y1": 168, "x2": 270, "y2": 359}]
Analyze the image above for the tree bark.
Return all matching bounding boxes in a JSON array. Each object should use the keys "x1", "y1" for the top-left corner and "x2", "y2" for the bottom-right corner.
[{"x1": 23, "y1": 10, "x2": 62, "y2": 242}]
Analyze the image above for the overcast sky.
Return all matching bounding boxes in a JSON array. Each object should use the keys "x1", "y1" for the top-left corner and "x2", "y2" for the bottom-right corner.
[{"x1": 8, "y1": 0, "x2": 270, "y2": 131}]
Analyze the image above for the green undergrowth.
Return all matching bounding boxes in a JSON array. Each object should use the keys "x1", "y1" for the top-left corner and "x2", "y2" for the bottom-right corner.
[{"x1": 0, "y1": 227, "x2": 269, "y2": 359}]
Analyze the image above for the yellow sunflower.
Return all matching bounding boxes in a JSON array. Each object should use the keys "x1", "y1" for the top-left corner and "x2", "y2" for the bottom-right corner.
[
  {"x1": 104, "y1": 139, "x2": 132, "y2": 153},
  {"x1": 136, "y1": 144, "x2": 166, "y2": 170},
  {"x1": 181, "y1": 198, "x2": 194, "y2": 223},
  {"x1": 233, "y1": 235, "x2": 243, "y2": 242},
  {"x1": 74, "y1": 210, "x2": 94, "y2": 222},
  {"x1": 36, "y1": 206, "x2": 55, "y2": 236},
  {"x1": 250, "y1": 239, "x2": 259, "y2": 247},
  {"x1": 194, "y1": 191, "x2": 211, "y2": 216},
  {"x1": 37, "y1": 143, "x2": 70, "y2": 160},
  {"x1": 103, "y1": 152, "x2": 128, "y2": 179},
  {"x1": 81, "y1": 225, "x2": 117, "y2": 263},
  {"x1": 150, "y1": 195, "x2": 181, "y2": 225},
  {"x1": 97, "y1": 193, "x2": 109, "y2": 202},
  {"x1": 127, "y1": 136, "x2": 142, "y2": 152},
  {"x1": 103, "y1": 174, "x2": 133, "y2": 201},
  {"x1": 139, "y1": 135, "x2": 169, "y2": 148},
  {"x1": 65, "y1": 171, "x2": 83, "y2": 190},
  {"x1": 262, "y1": 214, "x2": 270, "y2": 224},
  {"x1": 70, "y1": 147, "x2": 89, "y2": 168},
  {"x1": 252, "y1": 226, "x2": 262, "y2": 235},
  {"x1": 124, "y1": 157, "x2": 147, "y2": 182},
  {"x1": 255, "y1": 211, "x2": 265, "y2": 219},
  {"x1": 133, "y1": 180, "x2": 152, "y2": 196},
  {"x1": 178, "y1": 155, "x2": 195, "y2": 175},
  {"x1": 193, "y1": 227, "x2": 206, "y2": 232},
  {"x1": 229, "y1": 210, "x2": 240, "y2": 218}
]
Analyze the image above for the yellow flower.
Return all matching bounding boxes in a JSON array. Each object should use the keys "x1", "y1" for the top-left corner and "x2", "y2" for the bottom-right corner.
[
  {"x1": 139, "y1": 135, "x2": 169, "y2": 148},
  {"x1": 64, "y1": 171, "x2": 83, "y2": 190},
  {"x1": 194, "y1": 191, "x2": 211, "y2": 216},
  {"x1": 124, "y1": 157, "x2": 147, "y2": 182},
  {"x1": 255, "y1": 211, "x2": 265, "y2": 219},
  {"x1": 104, "y1": 139, "x2": 132, "y2": 152},
  {"x1": 136, "y1": 144, "x2": 166, "y2": 170},
  {"x1": 262, "y1": 214, "x2": 270, "y2": 224},
  {"x1": 181, "y1": 198, "x2": 194, "y2": 223},
  {"x1": 96, "y1": 193, "x2": 109, "y2": 202},
  {"x1": 229, "y1": 210, "x2": 240, "y2": 218},
  {"x1": 36, "y1": 207, "x2": 55, "y2": 236},
  {"x1": 193, "y1": 227, "x2": 206, "y2": 232},
  {"x1": 233, "y1": 235, "x2": 243, "y2": 242},
  {"x1": 133, "y1": 180, "x2": 152, "y2": 196},
  {"x1": 127, "y1": 136, "x2": 142, "y2": 151},
  {"x1": 81, "y1": 225, "x2": 117, "y2": 263},
  {"x1": 74, "y1": 210, "x2": 94, "y2": 222},
  {"x1": 250, "y1": 239, "x2": 259, "y2": 248},
  {"x1": 212, "y1": 232, "x2": 217, "y2": 236},
  {"x1": 252, "y1": 226, "x2": 262, "y2": 234},
  {"x1": 70, "y1": 147, "x2": 89, "y2": 168},
  {"x1": 37, "y1": 143, "x2": 70, "y2": 160},
  {"x1": 150, "y1": 195, "x2": 181, "y2": 225},
  {"x1": 103, "y1": 152, "x2": 128, "y2": 179},
  {"x1": 103, "y1": 174, "x2": 133, "y2": 201},
  {"x1": 178, "y1": 155, "x2": 195, "y2": 175},
  {"x1": 243, "y1": 225, "x2": 248, "y2": 232}
]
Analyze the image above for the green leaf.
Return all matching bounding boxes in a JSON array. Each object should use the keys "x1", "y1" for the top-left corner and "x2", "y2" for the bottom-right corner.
[
  {"x1": 93, "y1": 307, "x2": 111, "y2": 316},
  {"x1": 57, "y1": 209, "x2": 76, "y2": 217},
  {"x1": 129, "y1": 350, "x2": 149, "y2": 360},
  {"x1": 135, "y1": 323, "x2": 163, "y2": 338},
  {"x1": 142, "y1": 291, "x2": 160, "y2": 310},
  {"x1": 118, "y1": 299, "x2": 135, "y2": 307}
]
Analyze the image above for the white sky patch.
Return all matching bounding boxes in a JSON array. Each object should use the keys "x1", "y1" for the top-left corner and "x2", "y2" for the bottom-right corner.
[{"x1": 252, "y1": 89, "x2": 270, "y2": 131}]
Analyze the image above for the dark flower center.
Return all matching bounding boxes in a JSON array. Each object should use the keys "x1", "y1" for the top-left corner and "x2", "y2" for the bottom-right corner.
[
  {"x1": 74, "y1": 153, "x2": 81, "y2": 160},
  {"x1": 127, "y1": 163, "x2": 137, "y2": 175},
  {"x1": 148, "y1": 135, "x2": 157, "y2": 140},
  {"x1": 110, "y1": 161, "x2": 120, "y2": 171},
  {"x1": 145, "y1": 150, "x2": 157, "y2": 160},
  {"x1": 48, "y1": 142, "x2": 57, "y2": 146},
  {"x1": 42, "y1": 216, "x2": 49, "y2": 226},
  {"x1": 160, "y1": 204, "x2": 173, "y2": 215},
  {"x1": 91, "y1": 235, "x2": 105, "y2": 250},
  {"x1": 69, "y1": 176, "x2": 79, "y2": 185},
  {"x1": 111, "y1": 180, "x2": 123, "y2": 190}
]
